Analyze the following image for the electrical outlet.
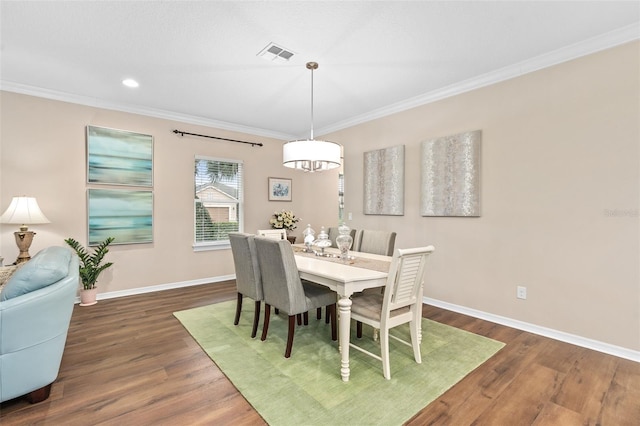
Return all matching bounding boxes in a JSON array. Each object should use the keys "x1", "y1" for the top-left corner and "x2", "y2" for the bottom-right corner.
[
  {"x1": 517, "y1": 286, "x2": 527, "y2": 300},
  {"x1": 348, "y1": 212, "x2": 353, "y2": 220}
]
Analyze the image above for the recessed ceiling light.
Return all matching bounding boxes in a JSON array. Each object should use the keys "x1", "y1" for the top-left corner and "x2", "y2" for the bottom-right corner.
[{"x1": 122, "y1": 78, "x2": 139, "y2": 88}]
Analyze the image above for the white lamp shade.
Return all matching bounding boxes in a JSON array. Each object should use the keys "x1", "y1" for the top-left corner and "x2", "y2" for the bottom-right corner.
[
  {"x1": 283, "y1": 139, "x2": 341, "y2": 172},
  {"x1": 0, "y1": 197, "x2": 50, "y2": 225}
]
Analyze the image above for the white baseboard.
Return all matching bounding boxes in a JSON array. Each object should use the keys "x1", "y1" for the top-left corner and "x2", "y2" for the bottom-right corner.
[
  {"x1": 74, "y1": 278, "x2": 638, "y2": 363},
  {"x1": 424, "y1": 297, "x2": 640, "y2": 363},
  {"x1": 74, "y1": 274, "x2": 235, "y2": 303}
]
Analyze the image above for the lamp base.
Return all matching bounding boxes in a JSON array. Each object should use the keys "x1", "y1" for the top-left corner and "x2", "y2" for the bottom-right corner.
[{"x1": 14, "y1": 231, "x2": 35, "y2": 264}]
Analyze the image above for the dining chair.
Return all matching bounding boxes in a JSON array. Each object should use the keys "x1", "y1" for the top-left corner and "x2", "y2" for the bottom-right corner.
[
  {"x1": 254, "y1": 237, "x2": 337, "y2": 358},
  {"x1": 349, "y1": 245, "x2": 435, "y2": 379},
  {"x1": 229, "y1": 233, "x2": 263, "y2": 338},
  {"x1": 353, "y1": 229, "x2": 397, "y2": 256},
  {"x1": 256, "y1": 229, "x2": 287, "y2": 240}
]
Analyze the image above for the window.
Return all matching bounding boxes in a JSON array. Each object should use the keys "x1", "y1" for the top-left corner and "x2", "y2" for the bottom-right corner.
[{"x1": 194, "y1": 156, "x2": 243, "y2": 249}]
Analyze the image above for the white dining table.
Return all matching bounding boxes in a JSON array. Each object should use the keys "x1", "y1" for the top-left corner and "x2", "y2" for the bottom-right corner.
[{"x1": 293, "y1": 246, "x2": 390, "y2": 382}]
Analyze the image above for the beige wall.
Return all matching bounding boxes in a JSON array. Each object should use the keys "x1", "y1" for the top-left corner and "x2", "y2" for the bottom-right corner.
[
  {"x1": 0, "y1": 93, "x2": 339, "y2": 293},
  {"x1": 326, "y1": 41, "x2": 640, "y2": 351},
  {"x1": 1, "y1": 41, "x2": 638, "y2": 352}
]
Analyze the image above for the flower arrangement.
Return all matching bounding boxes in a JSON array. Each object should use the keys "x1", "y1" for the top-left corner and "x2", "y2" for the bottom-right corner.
[{"x1": 269, "y1": 210, "x2": 300, "y2": 231}]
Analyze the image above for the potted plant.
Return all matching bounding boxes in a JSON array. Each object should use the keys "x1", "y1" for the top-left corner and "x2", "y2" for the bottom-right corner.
[
  {"x1": 64, "y1": 236, "x2": 115, "y2": 306},
  {"x1": 269, "y1": 210, "x2": 300, "y2": 243}
]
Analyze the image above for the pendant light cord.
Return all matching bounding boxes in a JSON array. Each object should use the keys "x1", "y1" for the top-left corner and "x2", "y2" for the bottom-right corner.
[
  {"x1": 310, "y1": 67, "x2": 314, "y2": 140},
  {"x1": 307, "y1": 61, "x2": 319, "y2": 140}
]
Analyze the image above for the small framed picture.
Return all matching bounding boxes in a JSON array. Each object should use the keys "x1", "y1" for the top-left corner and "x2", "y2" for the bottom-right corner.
[{"x1": 268, "y1": 177, "x2": 292, "y2": 201}]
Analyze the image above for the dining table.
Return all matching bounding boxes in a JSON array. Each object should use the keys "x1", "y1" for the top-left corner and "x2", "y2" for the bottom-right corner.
[{"x1": 292, "y1": 244, "x2": 391, "y2": 382}]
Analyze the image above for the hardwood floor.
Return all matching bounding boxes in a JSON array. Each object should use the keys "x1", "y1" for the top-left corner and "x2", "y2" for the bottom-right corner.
[{"x1": 1, "y1": 281, "x2": 638, "y2": 425}]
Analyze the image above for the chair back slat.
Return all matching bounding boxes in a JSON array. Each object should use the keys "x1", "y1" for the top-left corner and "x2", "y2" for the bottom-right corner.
[{"x1": 383, "y1": 247, "x2": 434, "y2": 315}]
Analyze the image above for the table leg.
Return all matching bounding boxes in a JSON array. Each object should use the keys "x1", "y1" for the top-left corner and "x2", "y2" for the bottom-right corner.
[{"x1": 338, "y1": 295, "x2": 352, "y2": 382}]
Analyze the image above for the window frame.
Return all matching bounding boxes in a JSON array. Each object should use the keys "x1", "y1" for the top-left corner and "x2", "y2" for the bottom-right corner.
[{"x1": 193, "y1": 155, "x2": 244, "y2": 251}]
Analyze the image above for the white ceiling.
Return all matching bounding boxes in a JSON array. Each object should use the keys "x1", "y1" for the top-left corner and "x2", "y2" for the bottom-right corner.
[{"x1": 1, "y1": 1, "x2": 638, "y2": 140}]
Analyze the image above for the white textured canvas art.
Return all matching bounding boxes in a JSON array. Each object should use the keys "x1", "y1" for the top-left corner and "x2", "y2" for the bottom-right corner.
[
  {"x1": 363, "y1": 145, "x2": 404, "y2": 216},
  {"x1": 421, "y1": 130, "x2": 481, "y2": 217}
]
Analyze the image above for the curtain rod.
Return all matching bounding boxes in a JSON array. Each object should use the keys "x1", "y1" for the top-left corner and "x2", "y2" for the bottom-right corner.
[{"x1": 173, "y1": 129, "x2": 263, "y2": 147}]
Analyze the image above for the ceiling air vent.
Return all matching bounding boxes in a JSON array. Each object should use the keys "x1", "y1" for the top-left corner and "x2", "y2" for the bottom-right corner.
[{"x1": 257, "y1": 42, "x2": 295, "y2": 63}]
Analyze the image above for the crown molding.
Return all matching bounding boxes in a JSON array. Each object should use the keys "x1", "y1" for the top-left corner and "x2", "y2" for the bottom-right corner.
[
  {"x1": 317, "y1": 23, "x2": 640, "y2": 136},
  {"x1": 0, "y1": 82, "x2": 295, "y2": 141}
]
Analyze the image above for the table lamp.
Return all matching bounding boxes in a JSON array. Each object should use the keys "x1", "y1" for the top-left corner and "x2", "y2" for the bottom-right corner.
[{"x1": 0, "y1": 196, "x2": 50, "y2": 264}]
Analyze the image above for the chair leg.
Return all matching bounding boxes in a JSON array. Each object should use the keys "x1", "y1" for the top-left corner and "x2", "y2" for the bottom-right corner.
[
  {"x1": 329, "y1": 304, "x2": 337, "y2": 341},
  {"x1": 261, "y1": 304, "x2": 271, "y2": 341},
  {"x1": 251, "y1": 300, "x2": 261, "y2": 339},
  {"x1": 410, "y1": 314, "x2": 422, "y2": 364},
  {"x1": 356, "y1": 321, "x2": 363, "y2": 338},
  {"x1": 296, "y1": 313, "x2": 302, "y2": 325},
  {"x1": 316, "y1": 307, "x2": 322, "y2": 320},
  {"x1": 26, "y1": 383, "x2": 52, "y2": 404},
  {"x1": 234, "y1": 292, "x2": 243, "y2": 325},
  {"x1": 325, "y1": 306, "x2": 330, "y2": 324},
  {"x1": 303, "y1": 311, "x2": 309, "y2": 325},
  {"x1": 380, "y1": 328, "x2": 391, "y2": 380},
  {"x1": 285, "y1": 315, "x2": 296, "y2": 358}
]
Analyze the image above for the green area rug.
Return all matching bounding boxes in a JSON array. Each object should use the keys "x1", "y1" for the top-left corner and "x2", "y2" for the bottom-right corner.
[{"x1": 174, "y1": 301, "x2": 504, "y2": 425}]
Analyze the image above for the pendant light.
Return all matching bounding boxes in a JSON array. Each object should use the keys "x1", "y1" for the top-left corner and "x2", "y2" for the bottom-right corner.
[{"x1": 283, "y1": 62, "x2": 341, "y2": 172}]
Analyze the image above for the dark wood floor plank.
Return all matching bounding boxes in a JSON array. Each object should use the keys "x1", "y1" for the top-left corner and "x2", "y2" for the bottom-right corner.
[{"x1": 1, "y1": 280, "x2": 638, "y2": 425}]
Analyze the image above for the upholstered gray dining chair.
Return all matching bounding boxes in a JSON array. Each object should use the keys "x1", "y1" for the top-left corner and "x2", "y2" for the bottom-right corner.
[
  {"x1": 350, "y1": 246, "x2": 435, "y2": 380},
  {"x1": 254, "y1": 237, "x2": 337, "y2": 358},
  {"x1": 229, "y1": 233, "x2": 263, "y2": 338},
  {"x1": 353, "y1": 229, "x2": 397, "y2": 256}
]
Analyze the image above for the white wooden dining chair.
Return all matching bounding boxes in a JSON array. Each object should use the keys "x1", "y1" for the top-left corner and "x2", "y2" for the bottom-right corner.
[
  {"x1": 349, "y1": 245, "x2": 435, "y2": 379},
  {"x1": 256, "y1": 229, "x2": 287, "y2": 240}
]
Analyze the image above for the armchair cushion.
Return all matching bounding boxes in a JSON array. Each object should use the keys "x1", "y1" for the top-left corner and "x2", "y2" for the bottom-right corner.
[{"x1": 0, "y1": 247, "x2": 71, "y2": 301}]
